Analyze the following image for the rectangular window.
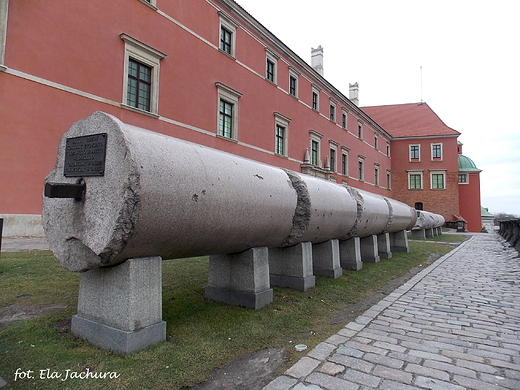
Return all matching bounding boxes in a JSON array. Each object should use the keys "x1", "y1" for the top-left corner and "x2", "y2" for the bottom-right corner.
[
  {"x1": 342, "y1": 153, "x2": 348, "y2": 176},
  {"x1": 290, "y1": 76, "x2": 297, "y2": 96},
  {"x1": 358, "y1": 122, "x2": 363, "y2": 139},
  {"x1": 374, "y1": 165, "x2": 380, "y2": 186},
  {"x1": 342, "y1": 112, "x2": 347, "y2": 129},
  {"x1": 330, "y1": 148, "x2": 336, "y2": 172},
  {"x1": 220, "y1": 27, "x2": 232, "y2": 54},
  {"x1": 330, "y1": 103, "x2": 336, "y2": 122},
  {"x1": 312, "y1": 91, "x2": 319, "y2": 110},
  {"x1": 374, "y1": 135, "x2": 378, "y2": 150},
  {"x1": 266, "y1": 59, "x2": 275, "y2": 82},
  {"x1": 218, "y1": 100, "x2": 233, "y2": 138},
  {"x1": 431, "y1": 172, "x2": 445, "y2": 189},
  {"x1": 216, "y1": 82, "x2": 242, "y2": 141},
  {"x1": 458, "y1": 173, "x2": 468, "y2": 184},
  {"x1": 274, "y1": 112, "x2": 290, "y2": 156},
  {"x1": 275, "y1": 125, "x2": 285, "y2": 155},
  {"x1": 410, "y1": 145, "x2": 420, "y2": 160},
  {"x1": 121, "y1": 33, "x2": 166, "y2": 115},
  {"x1": 432, "y1": 143, "x2": 442, "y2": 159},
  {"x1": 387, "y1": 171, "x2": 391, "y2": 190},
  {"x1": 358, "y1": 160, "x2": 364, "y2": 181},
  {"x1": 311, "y1": 140, "x2": 319, "y2": 166},
  {"x1": 386, "y1": 143, "x2": 390, "y2": 157},
  {"x1": 127, "y1": 59, "x2": 152, "y2": 111},
  {"x1": 409, "y1": 173, "x2": 422, "y2": 189},
  {"x1": 219, "y1": 12, "x2": 238, "y2": 58}
]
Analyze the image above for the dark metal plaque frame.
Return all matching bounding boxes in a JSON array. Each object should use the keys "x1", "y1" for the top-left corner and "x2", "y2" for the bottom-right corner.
[{"x1": 64, "y1": 133, "x2": 107, "y2": 177}]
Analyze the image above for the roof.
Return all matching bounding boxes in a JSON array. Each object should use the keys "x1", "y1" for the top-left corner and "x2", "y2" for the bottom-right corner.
[
  {"x1": 361, "y1": 102, "x2": 461, "y2": 138},
  {"x1": 458, "y1": 155, "x2": 482, "y2": 172},
  {"x1": 481, "y1": 207, "x2": 494, "y2": 218}
]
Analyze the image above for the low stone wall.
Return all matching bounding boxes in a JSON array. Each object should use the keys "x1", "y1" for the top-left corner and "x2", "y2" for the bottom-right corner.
[
  {"x1": 499, "y1": 219, "x2": 520, "y2": 251},
  {"x1": 0, "y1": 214, "x2": 45, "y2": 237}
]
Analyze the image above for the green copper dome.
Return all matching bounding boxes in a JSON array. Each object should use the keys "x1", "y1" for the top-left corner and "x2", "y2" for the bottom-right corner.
[{"x1": 458, "y1": 155, "x2": 481, "y2": 172}]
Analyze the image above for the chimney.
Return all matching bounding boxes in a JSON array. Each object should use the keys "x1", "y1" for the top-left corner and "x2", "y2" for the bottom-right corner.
[
  {"x1": 349, "y1": 82, "x2": 359, "y2": 106},
  {"x1": 311, "y1": 46, "x2": 324, "y2": 76}
]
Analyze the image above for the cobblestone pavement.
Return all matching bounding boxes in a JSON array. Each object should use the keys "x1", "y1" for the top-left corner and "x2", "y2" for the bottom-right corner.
[{"x1": 263, "y1": 234, "x2": 520, "y2": 390}]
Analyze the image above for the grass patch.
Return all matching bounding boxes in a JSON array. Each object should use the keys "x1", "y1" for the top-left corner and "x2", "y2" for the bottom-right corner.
[{"x1": 0, "y1": 235, "x2": 467, "y2": 389}]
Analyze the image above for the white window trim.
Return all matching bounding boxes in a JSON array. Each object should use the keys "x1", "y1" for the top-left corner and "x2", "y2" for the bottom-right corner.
[
  {"x1": 458, "y1": 173, "x2": 469, "y2": 184},
  {"x1": 358, "y1": 155, "x2": 366, "y2": 182},
  {"x1": 430, "y1": 170, "x2": 446, "y2": 190},
  {"x1": 288, "y1": 67, "x2": 300, "y2": 98},
  {"x1": 386, "y1": 142, "x2": 391, "y2": 157},
  {"x1": 342, "y1": 109, "x2": 348, "y2": 130},
  {"x1": 311, "y1": 85, "x2": 321, "y2": 112},
  {"x1": 216, "y1": 82, "x2": 242, "y2": 141},
  {"x1": 121, "y1": 33, "x2": 166, "y2": 116},
  {"x1": 408, "y1": 170, "x2": 424, "y2": 190},
  {"x1": 329, "y1": 99, "x2": 337, "y2": 123},
  {"x1": 265, "y1": 48, "x2": 279, "y2": 85},
  {"x1": 431, "y1": 143, "x2": 443, "y2": 161},
  {"x1": 409, "y1": 144, "x2": 421, "y2": 161},
  {"x1": 386, "y1": 170, "x2": 392, "y2": 190},
  {"x1": 274, "y1": 112, "x2": 291, "y2": 157},
  {"x1": 329, "y1": 141, "x2": 339, "y2": 173},
  {"x1": 219, "y1": 11, "x2": 239, "y2": 59},
  {"x1": 309, "y1": 130, "x2": 323, "y2": 167},
  {"x1": 374, "y1": 133, "x2": 379, "y2": 150},
  {"x1": 0, "y1": 0, "x2": 8, "y2": 68},
  {"x1": 374, "y1": 164, "x2": 380, "y2": 187},
  {"x1": 341, "y1": 147, "x2": 350, "y2": 177},
  {"x1": 357, "y1": 121, "x2": 363, "y2": 140}
]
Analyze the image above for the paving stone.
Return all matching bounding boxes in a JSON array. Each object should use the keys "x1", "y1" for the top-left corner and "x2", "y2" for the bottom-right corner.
[
  {"x1": 479, "y1": 372, "x2": 520, "y2": 389},
  {"x1": 292, "y1": 383, "x2": 324, "y2": 390},
  {"x1": 362, "y1": 353, "x2": 404, "y2": 369},
  {"x1": 414, "y1": 376, "x2": 465, "y2": 390},
  {"x1": 372, "y1": 365, "x2": 413, "y2": 384},
  {"x1": 379, "y1": 380, "x2": 422, "y2": 390},
  {"x1": 423, "y1": 359, "x2": 477, "y2": 378},
  {"x1": 336, "y1": 345, "x2": 364, "y2": 358},
  {"x1": 285, "y1": 357, "x2": 321, "y2": 379},
  {"x1": 404, "y1": 363, "x2": 450, "y2": 381},
  {"x1": 328, "y1": 354, "x2": 374, "y2": 374},
  {"x1": 342, "y1": 369, "x2": 382, "y2": 388},
  {"x1": 452, "y1": 375, "x2": 505, "y2": 390},
  {"x1": 261, "y1": 375, "x2": 298, "y2": 390},
  {"x1": 308, "y1": 342, "x2": 336, "y2": 360},
  {"x1": 319, "y1": 362, "x2": 345, "y2": 376},
  {"x1": 305, "y1": 372, "x2": 360, "y2": 390}
]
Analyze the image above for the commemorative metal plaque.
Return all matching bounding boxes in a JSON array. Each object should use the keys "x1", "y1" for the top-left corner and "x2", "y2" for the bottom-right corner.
[{"x1": 64, "y1": 133, "x2": 107, "y2": 177}]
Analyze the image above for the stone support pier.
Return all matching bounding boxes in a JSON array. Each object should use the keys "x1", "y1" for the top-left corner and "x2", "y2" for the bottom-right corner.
[
  {"x1": 339, "y1": 237, "x2": 362, "y2": 271},
  {"x1": 71, "y1": 256, "x2": 166, "y2": 355},
  {"x1": 377, "y1": 233, "x2": 392, "y2": 259},
  {"x1": 360, "y1": 235, "x2": 380, "y2": 263},
  {"x1": 205, "y1": 247, "x2": 273, "y2": 310},
  {"x1": 312, "y1": 239, "x2": 342, "y2": 278},
  {"x1": 390, "y1": 230, "x2": 409, "y2": 253},
  {"x1": 269, "y1": 243, "x2": 315, "y2": 291},
  {"x1": 411, "y1": 229, "x2": 427, "y2": 239}
]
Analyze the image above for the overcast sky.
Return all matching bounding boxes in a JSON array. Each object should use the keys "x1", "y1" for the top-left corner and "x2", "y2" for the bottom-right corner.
[{"x1": 236, "y1": 0, "x2": 520, "y2": 217}]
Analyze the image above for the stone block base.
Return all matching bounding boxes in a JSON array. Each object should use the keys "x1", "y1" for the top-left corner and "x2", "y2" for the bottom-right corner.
[
  {"x1": 270, "y1": 274, "x2": 315, "y2": 292},
  {"x1": 205, "y1": 286, "x2": 273, "y2": 310},
  {"x1": 71, "y1": 315, "x2": 166, "y2": 355}
]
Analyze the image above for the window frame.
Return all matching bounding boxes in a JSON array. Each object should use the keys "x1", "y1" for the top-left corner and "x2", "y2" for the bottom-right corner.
[
  {"x1": 274, "y1": 112, "x2": 291, "y2": 157},
  {"x1": 358, "y1": 155, "x2": 365, "y2": 181},
  {"x1": 458, "y1": 173, "x2": 468, "y2": 184},
  {"x1": 357, "y1": 121, "x2": 363, "y2": 140},
  {"x1": 431, "y1": 143, "x2": 443, "y2": 161},
  {"x1": 374, "y1": 164, "x2": 380, "y2": 187},
  {"x1": 289, "y1": 67, "x2": 300, "y2": 98},
  {"x1": 342, "y1": 110, "x2": 348, "y2": 130},
  {"x1": 219, "y1": 12, "x2": 239, "y2": 59},
  {"x1": 329, "y1": 99, "x2": 336, "y2": 122},
  {"x1": 408, "y1": 171, "x2": 423, "y2": 190},
  {"x1": 138, "y1": 0, "x2": 157, "y2": 10},
  {"x1": 311, "y1": 85, "x2": 320, "y2": 112},
  {"x1": 329, "y1": 141, "x2": 338, "y2": 173},
  {"x1": 265, "y1": 49, "x2": 279, "y2": 84},
  {"x1": 386, "y1": 170, "x2": 392, "y2": 190},
  {"x1": 309, "y1": 130, "x2": 323, "y2": 167},
  {"x1": 430, "y1": 171, "x2": 446, "y2": 189},
  {"x1": 216, "y1": 82, "x2": 242, "y2": 141},
  {"x1": 409, "y1": 144, "x2": 421, "y2": 161},
  {"x1": 341, "y1": 147, "x2": 349, "y2": 176},
  {"x1": 121, "y1": 34, "x2": 166, "y2": 116}
]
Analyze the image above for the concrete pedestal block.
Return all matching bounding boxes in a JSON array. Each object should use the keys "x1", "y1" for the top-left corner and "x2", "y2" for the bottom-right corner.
[
  {"x1": 269, "y1": 243, "x2": 315, "y2": 291},
  {"x1": 411, "y1": 229, "x2": 426, "y2": 240},
  {"x1": 360, "y1": 235, "x2": 380, "y2": 263},
  {"x1": 71, "y1": 256, "x2": 166, "y2": 354},
  {"x1": 205, "y1": 247, "x2": 273, "y2": 310},
  {"x1": 377, "y1": 233, "x2": 392, "y2": 259},
  {"x1": 426, "y1": 228, "x2": 435, "y2": 238},
  {"x1": 312, "y1": 239, "x2": 342, "y2": 278},
  {"x1": 339, "y1": 237, "x2": 362, "y2": 271},
  {"x1": 390, "y1": 230, "x2": 410, "y2": 253}
]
